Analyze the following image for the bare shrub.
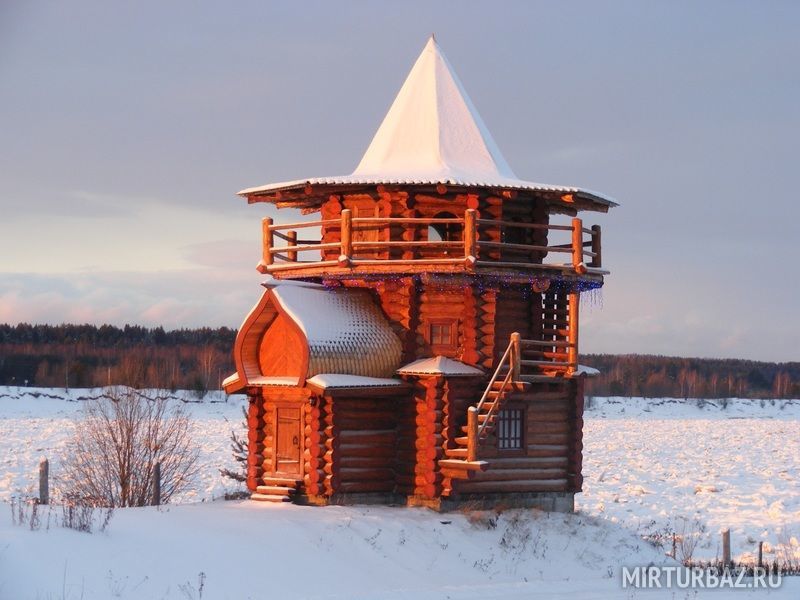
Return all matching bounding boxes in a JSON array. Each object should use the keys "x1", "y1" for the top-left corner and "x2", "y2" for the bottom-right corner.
[
  {"x1": 675, "y1": 517, "x2": 705, "y2": 563},
  {"x1": 60, "y1": 387, "x2": 200, "y2": 507}
]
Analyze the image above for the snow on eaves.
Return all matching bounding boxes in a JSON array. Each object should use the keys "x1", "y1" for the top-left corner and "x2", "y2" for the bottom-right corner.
[
  {"x1": 397, "y1": 356, "x2": 485, "y2": 377},
  {"x1": 306, "y1": 374, "x2": 405, "y2": 389},
  {"x1": 238, "y1": 37, "x2": 618, "y2": 208}
]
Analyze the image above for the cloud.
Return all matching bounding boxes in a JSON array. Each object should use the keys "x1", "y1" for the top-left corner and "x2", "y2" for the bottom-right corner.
[
  {"x1": 0, "y1": 269, "x2": 263, "y2": 329},
  {"x1": 181, "y1": 239, "x2": 256, "y2": 270}
]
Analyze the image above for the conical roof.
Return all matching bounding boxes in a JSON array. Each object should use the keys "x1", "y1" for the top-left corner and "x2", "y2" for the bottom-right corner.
[
  {"x1": 352, "y1": 36, "x2": 516, "y2": 182},
  {"x1": 240, "y1": 37, "x2": 616, "y2": 209}
]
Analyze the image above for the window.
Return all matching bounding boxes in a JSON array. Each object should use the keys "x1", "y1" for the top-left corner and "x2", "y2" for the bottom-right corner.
[
  {"x1": 497, "y1": 408, "x2": 524, "y2": 450},
  {"x1": 427, "y1": 318, "x2": 458, "y2": 352},
  {"x1": 427, "y1": 211, "x2": 462, "y2": 253}
]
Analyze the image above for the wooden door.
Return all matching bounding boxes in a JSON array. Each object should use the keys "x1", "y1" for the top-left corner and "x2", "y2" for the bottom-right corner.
[{"x1": 275, "y1": 407, "x2": 302, "y2": 475}]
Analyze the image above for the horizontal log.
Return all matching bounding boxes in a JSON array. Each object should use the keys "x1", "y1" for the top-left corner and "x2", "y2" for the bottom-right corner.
[
  {"x1": 470, "y1": 468, "x2": 568, "y2": 482},
  {"x1": 526, "y1": 444, "x2": 569, "y2": 457},
  {"x1": 268, "y1": 218, "x2": 339, "y2": 231},
  {"x1": 336, "y1": 480, "x2": 396, "y2": 494},
  {"x1": 337, "y1": 456, "x2": 394, "y2": 469},
  {"x1": 337, "y1": 467, "x2": 395, "y2": 482},
  {"x1": 487, "y1": 456, "x2": 568, "y2": 469},
  {"x1": 527, "y1": 421, "x2": 571, "y2": 434},
  {"x1": 337, "y1": 430, "x2": 396, "y2": 445},
  {"x1": 337, "y1": 444, "x2": 396, "y2": 457},
  {"x1": 335, "y1": 417, "x2": 398, "y2": 430},
  {"x1": 527, "y1": 410, "x2": 571, "y2": 423},
  {"x1": 456, "y1": 479, "x2": 568, "y2": 493}
]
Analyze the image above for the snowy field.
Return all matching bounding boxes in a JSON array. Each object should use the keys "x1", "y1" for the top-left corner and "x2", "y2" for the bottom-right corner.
[
  {"x1": 580, "y1": 396, "x2": 800, "y2": 565},
  {"x1": 1, "y1": 387, "x2": 799, "y2": 598},
  {"x1": 0, "y1": 386, "x2": 249, "y2": 504}
]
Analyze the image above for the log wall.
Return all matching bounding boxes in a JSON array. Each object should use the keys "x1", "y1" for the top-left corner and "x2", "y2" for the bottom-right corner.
[
  {"x1": 246, "y1": 390, "x2": 265, "y2": 491},
  {"x1": 313, "y1": 392, "x2": 413, "y2": 498},
  {"x1": 454, "y1": 379, "x2": 580, "y2": 495}
]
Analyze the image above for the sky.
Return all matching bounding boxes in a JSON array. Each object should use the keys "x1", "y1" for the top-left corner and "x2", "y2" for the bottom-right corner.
[{"x1": 1, "y1": 1, "x2": 798, "y2": 362}]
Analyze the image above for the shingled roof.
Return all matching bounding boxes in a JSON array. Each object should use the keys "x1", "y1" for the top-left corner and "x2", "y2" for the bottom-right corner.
[
  {"x1": 269, "y1": 281, "x2": 403, "y2": 378},
  {"x1": 225, "y1": 280, "x2": 403, "y2": 392}
]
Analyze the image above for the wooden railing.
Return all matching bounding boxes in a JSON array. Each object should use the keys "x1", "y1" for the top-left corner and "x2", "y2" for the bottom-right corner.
[
  {"x1": 258, "y1": 209, "x2": 604, "y2": 276},
  {"x1": 466, "y1": 324, "x2": 579, "y2": 461}
]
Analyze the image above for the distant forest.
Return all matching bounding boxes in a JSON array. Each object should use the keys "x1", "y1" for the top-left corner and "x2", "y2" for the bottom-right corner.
[
  {"x1": 0, "y1": 323, "x2": 235, "y2": 392},
  {"x1": 0, "y1": 323, "x2": 797, "y2": 398}
]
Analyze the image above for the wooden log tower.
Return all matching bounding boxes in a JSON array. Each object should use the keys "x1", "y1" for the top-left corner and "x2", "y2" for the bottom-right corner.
[{"x1": 224, "y1": 36, "x2": 617, "y2": 510}]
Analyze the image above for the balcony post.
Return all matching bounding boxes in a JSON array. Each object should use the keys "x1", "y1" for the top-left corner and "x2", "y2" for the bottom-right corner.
[
  {"x1": 339, "y1": 209, "x2": 352, "y2": 266},
  {"x1": 467, "y1": 406, "x2": 478, "y2": 462},
  {"x1": 464, "y1": 208, "x2": 478, "y2": 266},
  {"x1": 568, "y1": 292, "x2": 579, "y2": 374},
  {"x1": 287, "y1": 230, "x2": 298, "y2": 262},
  {"x1": 510, "y1": 331, "x2": 521, "y2": 381},
  {"x1": 571, "y1": 217, "x2": 587, "y2": 274},
  {"x1": 258, "y1": 216, "x2": 274, "y2": 273},
  {"x1": 590, "y1": 224, "x2": 602, "y2": 268}
]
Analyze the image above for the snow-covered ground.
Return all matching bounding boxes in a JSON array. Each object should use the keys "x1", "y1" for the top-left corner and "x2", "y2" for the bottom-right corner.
[
  {"x1": 1, "y1": 388, "x2": 799, "y2": 598},
  {"x1": 580, "y1": 396, "x2": 800, "y2": 566},
  {"x1": 0, "y1": 386, "x2": 249, "y2": 504}
]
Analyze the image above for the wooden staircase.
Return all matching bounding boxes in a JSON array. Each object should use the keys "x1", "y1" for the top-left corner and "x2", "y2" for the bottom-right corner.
[
  {"x1": 251, "y1": 475, "x2": 302, "y2": 503},
  {"x1": 440, "y1": 320, "x2": 579, "y2": 481},
  {"x1": 439, "y1": 334, "x2": 524, "y2": 480}
]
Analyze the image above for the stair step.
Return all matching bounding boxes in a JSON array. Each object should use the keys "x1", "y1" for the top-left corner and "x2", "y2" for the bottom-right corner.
[
  {"x1": 489, "y1": 380, "x2": 531, "y2": 392},
  {"x1": 445, "y1": 447, "x2": 468, "y2": 458},
  {"x1": 251, "y1": 493, "x2": 292, "y2": 503},
  {"x1": 454, "y1": 436, "x2": 469, "y2": 445},
  {"x1": 477, "y1": 414, "x2": 496, "y2": 423},
  {"x1": 262, "y1": 476, "x2": 302, "y2": 487},
  {"x1": 519, "y1": 374, "x2": 571, "y2": 384},
  {"x1": 256, "y1": 485, "x2": 295, "y2": 496}
]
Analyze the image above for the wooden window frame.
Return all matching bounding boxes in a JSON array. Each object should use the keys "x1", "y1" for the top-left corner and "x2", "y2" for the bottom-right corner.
[{"x1": 426, "y1": 318, "x2": 459, "y2": 354}]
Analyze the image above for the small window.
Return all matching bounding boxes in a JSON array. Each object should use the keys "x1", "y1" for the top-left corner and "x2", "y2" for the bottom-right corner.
[
  {"x1": 427, "y1": 212, "x2": 462, "y2": 243},
  {"x1": 427, "y1": 318, "x2": 458, "y2": 352},
  {"x1": 497, "y1": 408, "x2": 524, "y2": 450}
]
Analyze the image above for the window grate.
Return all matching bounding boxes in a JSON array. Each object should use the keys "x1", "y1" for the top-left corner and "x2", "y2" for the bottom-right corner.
[{"x1": 497, "y1": 408, "x2": 523, "y2": 450}]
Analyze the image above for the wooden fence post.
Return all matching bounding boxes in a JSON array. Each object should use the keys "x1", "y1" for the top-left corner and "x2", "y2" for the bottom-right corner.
[
  {"x1": 339, "y1": 209, "x2": 352, "y2": 266},
  {"x1": 567, "y1": 292, "x2": 579, "y2": 374},
  {"x1": 38, "y1": 458, "x2": 49, "y2": 505},
  {"x1": 590, "y1": 224, "x2": 602, "y2": 268},
  {"x1": 259, "y1": 216, "x2": 274, "y2": 272},
  {"x1": 571, "y1": 218, "x2": 586, "y2": 274},
  {"x1": 757, "y1": 541, "x2": 763, "y2": 569},
  {"x1": 287, "y1": 230, "x2": 298, "y2": 262},
  {"x1": 464, "y1": 209, "x2": 477, "y2": 264},
  {"x1": 152, "y1": 462, "x2": 161, "y2": 506},
  {"x1": 467, "y1": 407, "x2": 478, "y2": 462},
  {"x1": 722, "y1": 529, "x2": 731, "y2": 566},
  {"x1": 510, "y1": 332, "x2": 521, "y2": 381}
]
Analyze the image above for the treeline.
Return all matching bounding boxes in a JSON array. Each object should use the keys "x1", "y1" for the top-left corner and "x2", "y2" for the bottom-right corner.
[
  {"x1": 0, "y1": 324, "x2": 798, "y2": 398},
  {"x1": 584, "y1": 354, "x2": 800, "y2": 399},
  {"x1": 0, "y1": 323, "x2": 236, "y2": 392}
]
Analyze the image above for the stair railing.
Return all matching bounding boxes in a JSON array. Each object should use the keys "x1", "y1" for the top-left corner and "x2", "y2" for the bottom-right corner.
[{"x1": 467, "y1": 332, "x2": 521, "y2": 461}]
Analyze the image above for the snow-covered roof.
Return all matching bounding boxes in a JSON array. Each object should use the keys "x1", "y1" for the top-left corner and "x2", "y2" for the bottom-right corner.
[
  {"x1": 265, "y1": 280, "x2": 403, "y2": 379},
  {"x1": 238, "y1": 37, "x2": 617, "y2": 209},
  {"x1": 575, "y1": 364, "x2": 601, "y2": 377},
  {"x1": 397, "y1": 356, "x2": 485, "y2": 377},
  {"x1": 306, "y1": 374, "x2": 405, "y2": 390}
]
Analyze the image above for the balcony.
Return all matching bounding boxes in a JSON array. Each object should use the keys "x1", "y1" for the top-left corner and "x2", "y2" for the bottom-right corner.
[{"x1": 257, "y1": 209, "x2": 606, "y2": 282}]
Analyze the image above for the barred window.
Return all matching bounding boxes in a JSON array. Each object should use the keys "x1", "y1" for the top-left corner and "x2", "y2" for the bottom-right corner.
[{"x1": 497, "y1": 408, "x2": 524, "y2": 450}]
